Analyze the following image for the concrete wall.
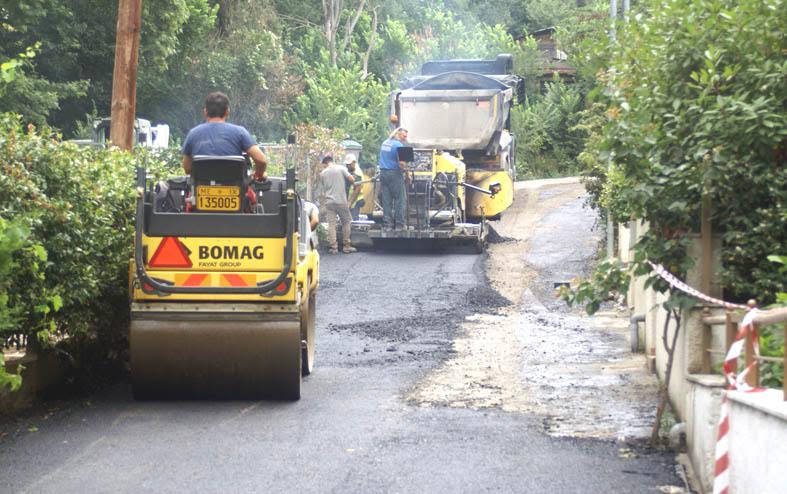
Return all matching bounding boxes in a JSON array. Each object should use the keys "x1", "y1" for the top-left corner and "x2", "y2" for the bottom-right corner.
[
  {"x1": 682, "y1": 377, "x2": 786, "y2": 494},
  {"x1": 727, "y1": 390, "x2": 787, "y2": 494},
  {"x1": 650, "y1": 304, "x2": 691, "y2": 420},
  {"x1": 1, "y1": 352, "x2": 67, "y2": 414},
  {"x1": 619, "y1": 221, "x2": 787, "y2": 494},
  {"x1": 686, "y1": 375, "x2": 726, "y2": 493}
]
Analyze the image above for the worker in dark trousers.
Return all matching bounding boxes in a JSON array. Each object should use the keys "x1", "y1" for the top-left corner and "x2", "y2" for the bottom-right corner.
[
  {"x1": 319, "y1": 156, "x2": 356, "y2": 254},
  {"x1": 378, "y1": 127, "x2": 408, "y2": 230}
]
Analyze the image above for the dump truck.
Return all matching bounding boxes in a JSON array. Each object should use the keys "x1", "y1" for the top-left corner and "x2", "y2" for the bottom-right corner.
[
  {"x1": 129, "y1": 157, "x2": 319, "y2": 399},
  {"x1": 70, "y1": 117, "x2": 170, "y2": 149},
  {"x1": 351, "y1": 54, "x2": 521, "y2": 251}
]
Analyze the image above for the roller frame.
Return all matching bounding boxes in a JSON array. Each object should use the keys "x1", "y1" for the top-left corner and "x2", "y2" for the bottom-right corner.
[{"x1": 130, "y1": 166, "x2": 308, "y2": 400}]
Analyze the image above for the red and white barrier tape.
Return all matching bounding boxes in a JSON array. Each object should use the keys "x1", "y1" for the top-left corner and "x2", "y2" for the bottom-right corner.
[
  {"x1": 646, "y1": 262, "x2": 761, "y2": 494},
  {"x1": 647, "y1": 262, "x2": 748, "y2": 310}
]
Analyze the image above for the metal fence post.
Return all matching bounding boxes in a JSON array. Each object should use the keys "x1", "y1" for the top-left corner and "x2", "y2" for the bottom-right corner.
[
  {"x1": 744, "y1": 322, "x2": 759, "y2": 387},
  {"x1": 701, "y1": 307, "x2": 712, "y2": 373},
  {"x1": 725, "y1": 311, "x2": 735, "y2": 355}
]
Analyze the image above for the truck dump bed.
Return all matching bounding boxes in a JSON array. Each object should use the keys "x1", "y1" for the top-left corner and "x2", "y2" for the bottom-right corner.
[{"x1": 397, "y1": 72, "x2": 516, "y2": 151}]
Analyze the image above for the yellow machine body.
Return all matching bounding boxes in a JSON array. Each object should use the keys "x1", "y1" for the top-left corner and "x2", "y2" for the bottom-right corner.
[
  {"x1": 129, "y1": 167, "x2": 318, "y2": 400},
  {"x1": 132, "y1": 236, "x2": 318, "y2": 302},
  {"x1": 358, "y1": 169, "x2": 378, "y2": 216},
  {"x1": 465, "y1": 169, "x2": 514, "y2": 219}
]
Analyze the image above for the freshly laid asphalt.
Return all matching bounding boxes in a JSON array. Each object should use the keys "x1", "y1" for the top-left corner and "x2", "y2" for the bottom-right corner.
[{"x1": 0, "y1": 186, "x2": 682, "y2": 493}]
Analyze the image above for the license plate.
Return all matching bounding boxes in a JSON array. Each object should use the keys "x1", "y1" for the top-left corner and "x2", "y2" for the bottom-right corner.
[{"x1": 196, "y1": 186, "x2": 240, "y2": 211}]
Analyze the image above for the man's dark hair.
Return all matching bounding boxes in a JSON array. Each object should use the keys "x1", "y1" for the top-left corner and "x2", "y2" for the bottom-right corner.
[
  {"x1": 321, "y1": 156, "x2": 334, "y2": 165},
  {"x1": 204, "y1": 92, "x2": 230, "y2": 118}
]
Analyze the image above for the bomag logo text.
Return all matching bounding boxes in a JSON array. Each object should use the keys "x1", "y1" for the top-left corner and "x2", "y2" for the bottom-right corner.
[{"x1": 198, "y1": 245, "x2": 264, "y2": 260}]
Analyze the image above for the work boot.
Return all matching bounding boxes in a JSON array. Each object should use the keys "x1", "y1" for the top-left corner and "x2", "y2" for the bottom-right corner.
[
  {"x1": 328, "y1": 247, "x2": 339, "y2": 254},
  {"x1": 342, "y1": 246, "x2": 357, "y2": 253}
]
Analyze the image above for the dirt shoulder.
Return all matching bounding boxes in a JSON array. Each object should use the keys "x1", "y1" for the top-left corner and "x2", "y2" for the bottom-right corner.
[{"x1": 409, "y1": 178, "x2": 662, "y2": 440}]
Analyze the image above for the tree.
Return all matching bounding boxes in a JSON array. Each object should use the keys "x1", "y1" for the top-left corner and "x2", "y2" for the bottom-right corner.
[
  {"x1": 0, "y1": 2, "x2": 89, "y2": 125},
  {"x1": 0, "y1": 0, "x2": 220, "y2": 136},
  {"x1": 567, "y1": 0, "x2": 787, "y2": 309}
]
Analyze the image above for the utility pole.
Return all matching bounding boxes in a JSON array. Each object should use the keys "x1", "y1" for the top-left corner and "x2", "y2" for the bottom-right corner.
[
  {"x1": 609, "y1": 0, "x2": 617, "y2": 40},
  {"x1": 110, "y1": 0, "x2": 143, "y2": 151},
  {"x1": 606, "y1": 0, "x2": 617, "y2": 259}
]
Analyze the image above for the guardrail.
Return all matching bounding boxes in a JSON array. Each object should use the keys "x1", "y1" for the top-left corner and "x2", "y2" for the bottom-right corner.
[{"x1": 701, "y1": 305, "x2": 787, "y2": 400}]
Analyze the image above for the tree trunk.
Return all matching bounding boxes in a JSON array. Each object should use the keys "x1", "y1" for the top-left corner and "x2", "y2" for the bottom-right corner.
[
  {"x1": 361, "y1": 7, "x2": 378, "y2": 78},
  {"x1": 322, "y1": 0, "x2": 343, "y2": 66},
  {"x1": 341, "y1": 0, "x2": 366, "y2": 53},
  {"x1": 650, "y1": 306, "x2": 682, "y2": 445}
]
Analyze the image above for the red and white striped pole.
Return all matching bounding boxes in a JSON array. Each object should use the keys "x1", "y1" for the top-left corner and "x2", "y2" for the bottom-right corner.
[{"x1": 713, "y1": 309, "x2": 763, "y2": 494}]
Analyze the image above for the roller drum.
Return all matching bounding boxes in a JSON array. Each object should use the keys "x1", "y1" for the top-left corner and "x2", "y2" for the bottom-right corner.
[{"x1": 131, "y1": 318, "x2": 301, "y2": 400}]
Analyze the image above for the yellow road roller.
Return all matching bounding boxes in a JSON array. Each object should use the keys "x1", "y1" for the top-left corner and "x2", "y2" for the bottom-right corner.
[{"x1": 129, "y1": 157, "x2": 319, "y2": 399}]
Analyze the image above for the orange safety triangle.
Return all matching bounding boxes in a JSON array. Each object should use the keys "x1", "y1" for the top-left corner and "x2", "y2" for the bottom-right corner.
[{"x1": 148, "y1": 237, "x2": 193, "y2": 268}]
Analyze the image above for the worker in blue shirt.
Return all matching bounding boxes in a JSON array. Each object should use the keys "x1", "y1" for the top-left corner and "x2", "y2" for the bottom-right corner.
[
  {"x1": 181, "y1": 91, "x2": 267, "y2": 180},
  {"x1": 378, "y1": 127, "x2": 408, "y2": 230}
]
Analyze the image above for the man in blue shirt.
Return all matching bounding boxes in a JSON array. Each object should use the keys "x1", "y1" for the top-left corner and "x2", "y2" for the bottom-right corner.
[
  {"x1": 378, "y1": 127, "x2": 408, "y2": 229},
  {"x1": 181, "y1": 92, "x2": 268, "y2": 180}
]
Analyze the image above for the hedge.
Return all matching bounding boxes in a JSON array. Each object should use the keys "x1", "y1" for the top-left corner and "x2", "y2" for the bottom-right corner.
[{"x1": 0, "y1": 113, "x2": 176, "y2": 389}]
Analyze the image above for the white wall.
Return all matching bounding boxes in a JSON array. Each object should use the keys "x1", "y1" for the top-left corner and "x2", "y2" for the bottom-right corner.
[
  {"x1": 686, "y1": 375, "x2": 726, "y2": 493},
  {"x1": 727, "y1": 390, "x2": 787, "y2": 494}
]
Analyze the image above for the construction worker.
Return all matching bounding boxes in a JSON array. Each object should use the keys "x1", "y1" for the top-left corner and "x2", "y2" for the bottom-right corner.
[
  {"x1": 318, "y1": 156, "x2": 356, "y2": 254},
  {"x1": 181, "y1": 92, "x2": 267, "y2": 180},
  {"x1": 344, "y1": 154, "x2": 365, "y2": 220},
  {"x1": 378, "y1": 127, "x2": 408, "y2": 230},
  {"x1": 302, "y1": 200, "x2": 320, "y2": 249}
]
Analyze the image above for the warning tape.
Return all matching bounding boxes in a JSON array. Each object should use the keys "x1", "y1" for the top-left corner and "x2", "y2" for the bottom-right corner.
[
  {"x1": 646, "y1": 262, "x2": 761, "y2": 494},
  {"x1": 647, "y1": 262, "x2": 748, "y2": 310}
]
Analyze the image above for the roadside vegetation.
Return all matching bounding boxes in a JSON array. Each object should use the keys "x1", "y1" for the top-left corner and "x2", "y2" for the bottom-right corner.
[{"x1": 561, "y1": 0, "x2": 786, "y2": 390}]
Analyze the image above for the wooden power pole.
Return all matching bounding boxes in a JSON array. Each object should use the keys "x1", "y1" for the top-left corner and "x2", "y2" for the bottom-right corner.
[{"x1": 110, "y1": 0, "x2": 143, "y2": 151}]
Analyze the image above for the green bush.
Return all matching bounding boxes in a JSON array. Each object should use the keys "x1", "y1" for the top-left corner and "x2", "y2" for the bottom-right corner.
[
  {"x1": 0, "y1": 113, "x2": 175, "y2": 382},
  {"x1": 286, "y1": 62, "x2": 390, "y2": 154},
  {"x1": 572, "y1": 0, "x2": 786, "y2": 307},
  {"x1": 513, "y1": 79, "x2": 585, "y2": 178},
  {"x1": 0, "y1": 217, "x2": 46, "y2": 391}
]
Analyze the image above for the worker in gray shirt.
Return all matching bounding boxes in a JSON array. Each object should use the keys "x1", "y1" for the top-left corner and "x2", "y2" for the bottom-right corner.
[{"x1": 318, "y1": 156, "x2": 356, "y2": 254}]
